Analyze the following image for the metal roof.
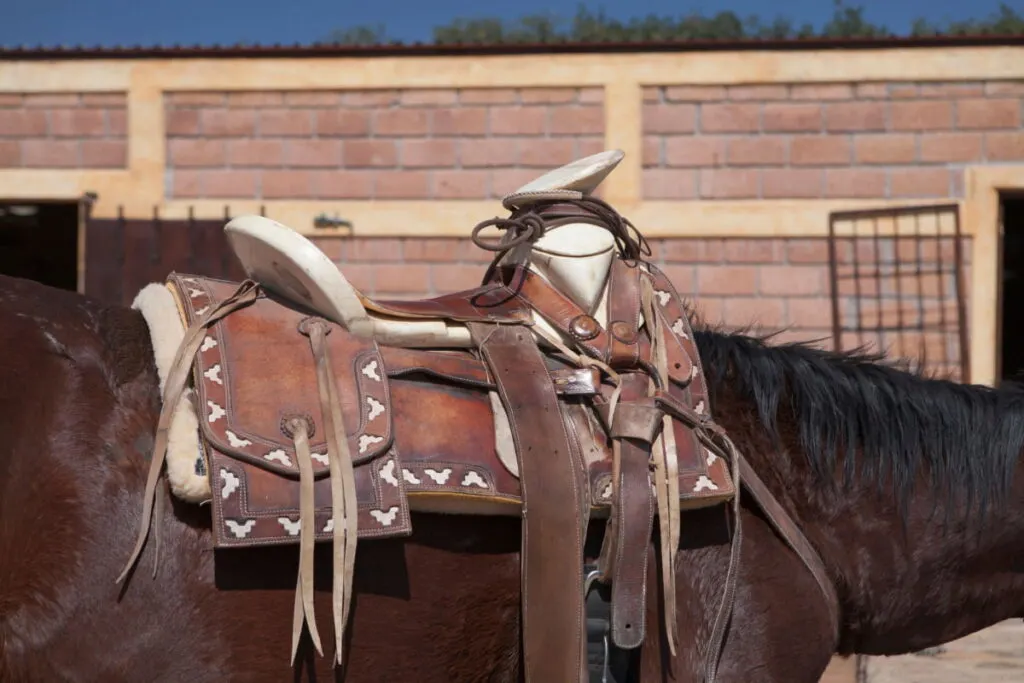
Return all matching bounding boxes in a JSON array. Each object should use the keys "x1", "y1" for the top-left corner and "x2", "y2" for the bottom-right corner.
[{"x1": 2, "y1": 34, "x2": 1023, "y2": 60}]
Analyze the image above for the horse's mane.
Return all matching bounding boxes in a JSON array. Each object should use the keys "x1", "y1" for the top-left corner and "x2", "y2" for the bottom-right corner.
[{"x1": 693, "y1": 322, "x2": 1024, "y2": 515}]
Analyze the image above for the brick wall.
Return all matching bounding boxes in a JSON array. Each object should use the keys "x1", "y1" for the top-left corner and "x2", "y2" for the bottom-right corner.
[
  {"x1": 0, "y1": 92, "x2": 127, "y2": 168},
  {"x1": 164, "y1": 88, "x2": 604, "y2": 200},
  {"x1": 642, "y1": 81, "x2": 1024, "y2": 200}
]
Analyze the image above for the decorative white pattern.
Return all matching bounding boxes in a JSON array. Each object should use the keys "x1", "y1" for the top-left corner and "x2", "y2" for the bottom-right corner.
[
  {"x1": 424, "y1": 468, "x2": 452, "y2": 484},
  {"x1": 207, "y1": 400, "x2": 225, "y2": 423},
  {"x1": 225, "y1": 519, "x2": 256, "y2": 538},
  {"x1": 361, "y1": 360, "x2": 381, "y2": 382},
  {"x1": 654, "y1": 289, "x2": 671, "y2": 306},
  {"x1": 188, "y1": 288, "x2": 203, "y2": 299},
  {"x1": 379, "y1": 459, "x2": 398, "y2": 487},
  {"x1": 461, "y1": 471, "x2": 488, "y2": 488},
  {"x1": 601, "y1": 482, "x2": 613, "y2": 500},
  {"x1": 195, "y1": 305, "x2": 210, "y2": 316},
  {"x1": 204, "y1": 364, "x2": 223, "y2": 385},
  {"x1": 265, "y1": 449, "x2": 293, "y2": 467},
  {"x1": 200, "y1": 336, "x2": 217, "y2": 352},
  {"x1": 369, "y1": 507, "x2": 400, "y2": 526},
  {"x1": 323, "y1": 518, "x2": 335, "y2": 533},
  {"x1": 706, "y1": 449, "x2": 718, "y2": 467},
  {"x1": 695, "y1": 400, "x2": 705, "y2": 415},
  {"x1": 690, "y1": 365, "x2": 700, "y2": 380},
  {"x1": 311, "y1": 452, "x2": 329, "y2": 466},
  {"x1": 278, "y1": 517, "x2": 301, "y2": 536},
  {"x1": 366, "y1": 396, "x2": 385, "y2": 421},
  {"x1": 225, "y1": 430, "x2": 252, "y2": 448},
  {"x1": 693, "y1": 475, "x2": 718, "y2": 492},
  {"x1": 671, "y1": 318, "x2": 688, "y2": 337},
  {"x1": 220, "y1": 469, "x2": 240, "y2": 499},
  {"x1": 359, "y1": 434, "x2": 384, "y2": 454},
  {"x1": 402, "y1": 468, "x2": 421, "y2": 484}
]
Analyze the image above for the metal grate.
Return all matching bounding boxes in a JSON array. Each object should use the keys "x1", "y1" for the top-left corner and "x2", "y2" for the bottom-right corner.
[{"x1": 827, "y1": 203, "x2": 970, "y2": 383}]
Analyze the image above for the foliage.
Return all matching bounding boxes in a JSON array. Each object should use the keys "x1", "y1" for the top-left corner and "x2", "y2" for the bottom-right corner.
[{"x1": 323, "y1": 2, "x2": 1024, "y2": 46}]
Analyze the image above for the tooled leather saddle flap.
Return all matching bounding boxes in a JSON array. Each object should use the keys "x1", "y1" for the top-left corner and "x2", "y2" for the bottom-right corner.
[{"x1": 168, "y1": 273, "x2": 393, "y2": 479}]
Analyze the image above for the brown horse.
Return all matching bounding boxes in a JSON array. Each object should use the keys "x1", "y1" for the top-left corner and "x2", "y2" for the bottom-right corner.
[{"x1": 1, "y1": 270, "x2": 1022, "y2": 682}]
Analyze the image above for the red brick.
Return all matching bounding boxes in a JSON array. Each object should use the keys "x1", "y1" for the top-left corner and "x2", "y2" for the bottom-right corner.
[
  {"x1": 262, "y1": 170, "x2": 317, "y2": 198},
  {"x1": 81, "y1": 92, "x2": 125, "y2": 107},
  {"x1": 343, "y1": 140, "x2": 398, "y2": 168},
  {"x1": 171, "y1": 169, "x2": 202, "y2": 197},
  {"x1": 374, "y1": 108, "x2": 430, "y2": 137},
  {"x1": 333, "y1": 263, "x2": 376, "y2": 292},
  {"x1": 432, "y1": 264, "x2": 485, "y2": 291},
  {"x1": 790, "y1": 84, "x2": 853, "y2": 100},
  {"x1": 825, "y1": 102, "x2": 886, "y2": 131},
  {"x1": 889, "y1": 85, "x2": 920, "y2": 99},
  {"x1": 284, "y1": 92, "x2": 340, "y2": 107},
  {"x1": 401, "y1": 90, "x2": 458, "y2": 106},
  {"x1": 259, "y1": 109, "x2": 314, "y2": 136},
  {"x1": 458, "y1": 89, "x2": 519, "y2": 105},
  {"x1": 166, "y1": 93, "x2": 225, "y2": 106},
  {"x1": 199, "y1": 109, "x2": 256, "y2": 137},
  {"x1": 890, "y1": 168, "x2": 952, "y2": 197},
  {"x1": 0, "y1": 94, "x2": 23, "y2": 107},
  {"x1": 372, "y1": 264, "x2": 432, "y2": 295},
  {"x1": 375, "y1": 170, "x2": 430, "y2": 199},
  {"x1": 659, "y1": 239, "x2": 724, "y2": 264},
  {"x1": 0, "y1": 109, "x2": 47, "y2": 136},
  {"x1": 431, "y1": 106, "x2": 488, "y2": 136},
  {"x1": 726, "y1": 137, "x2": 787, "y2": 166},
  {"x1": 698, "y1": 169, "x2": 759, "y2": 199},
  {"x1": 664, "y1": 136, "x2": 727, "y2": 167},
  {"x1": 314, "y1": 170, "x2": 375, "y2": 199},
  {"x1": 0, "y1": 141, "x2": 19, "y2": 166},
  {"x1": 578, "y1": 88, "x2": 603, "y2": 104},
  {"x1": 311, "y1": 237, "x2": 344, "y2": 261},
  {"x1": 984, "y1": 82, "x2": 1024, "y2": 96},
  {"x1": 853, "y1": 134, "x2": 917, "y2": 164},
  {"x1": 723, "y1": 297, "x2": 786, "y2": 328},
  {"x1": 723, "y1": 240, "x2": 783, "y2": 263},
  {"x1": 168, "y1": 139, "x2": 226, "y2": 167},
  {"x1": 790, "y1": 136, "x2": 850, "y2": 166},
  {"x1": 166, "y1": 109, "x2": 200, "y2": 135},
  {"x1": 728, "y1": 85, "x2": 788, "y2": 101},
  {"x1": 786, "y1": 239, "x2": 829, "y2": 264},
  {"x1": 643, "y1": 169, "x2": 697, "y2": 199},
  {"x1": 919, "y1": 83, "x2": 985, "y2": 98},
  {"x1": 643, "y1": 104, "x2": 696, "y2": 134},
  {"x1": 401, "y1": 139, "x2": 457, "y2": 168},
  {"x1": 549, "y1": 105, "x2": 603, "y2": 135},
  {"x1": 575, "y1": 137, "x2": 604, "y2": 159},
  {"x1": 891, "y1": 101, "x2": 953, "y2": 131},
  {"x1": 200, "y1": 169, "x2": 259, "y2": 197},
  {"x1": 519, "y1": 138, "x2": 576, "y2": 167},
  {"x1": 761, "y1": 169, "x2": 824, "y2": 198},
  {"x1": 433, "y1": 170, "x2": 490, "y2": 199},
  {"x1": 315, "y1": 110, "x2": 370, "y2": 137},
  {"x1": 760, "y1": 265, "x2": 824, "y2": 296},
  {"x1": 107, "y1": 109, "x2": 127, "y2": 136},
  {"x1": 21, "y1": 140, "x2": 79, "y2": 167},
  {"x1": 459, "y1": 138, "x2": 519, "y2": 168},
  {"x1": 285, "y1": 139, "x2": 342, "y2": 167},
  {"x1": 491, "y1": 169, "x2": 540, "y2": 196},
  {"x1": 23, "y1": 93, "x2": 79, "y2": 107},
  {"x1": 919, "y1": 132, "x2": 983, "y2": 163},
  {"x1": 228, "y1": 92, "x2": 286, "y2": 107},
  {"x1": 642, "y1": 136, "x2": 662, "y2": 166},
  {"x1": 664, "y1": 85, "x2": 726, "y2": 102},
  {"x1": 489, "y1": 106, "x2": 548, "y2": 135},
  {"x1": 955, "y1": 98, "x2": 1020, "y2": 130},
  {"x1": 404, "y1": 239, "x2": 462, "y2": 262},
  {"x1": 228, "y1": 139, "x2": 284, "y2": 167},
  {"x1": 80, "y1": 140, "x2": 126, "y2": 167},
  {"x1": 696, "y1": 266, "x2": 757, "y2": 296},
  {"x1": 701, "y1": 103, "x2": 760, "y2": 133},
  {"x1": 763, "y1": 103, "x2": 822, "y2": 132},
  {"x1": 986, "y1": 132, "x2": 1024, "y2": 161},
  {"x1": 825, "y1": 169, "x2": 886, "y2": 198},
  {"x1": 519, "y1": 88, "x2": 579, "y2": 104},
  {"x1": 787, "y1": 298, "x2": 834, "y2": 327},
  {"x1": 343, "y1": 90, "x2": 400, "y2": 108},
  {"x1": 855, "y1": 83, "x2": 890, "y2": 99}
]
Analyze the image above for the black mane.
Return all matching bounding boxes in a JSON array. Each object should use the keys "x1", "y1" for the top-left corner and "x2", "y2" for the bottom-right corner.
[{"x1": 694, "y1": 326, "x2": 1024, "y2": 515}]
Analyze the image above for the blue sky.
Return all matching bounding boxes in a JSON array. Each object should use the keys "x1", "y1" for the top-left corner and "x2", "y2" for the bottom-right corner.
[{"x1": 0, "y1": 0, "x2": 1016, "y2": 48}]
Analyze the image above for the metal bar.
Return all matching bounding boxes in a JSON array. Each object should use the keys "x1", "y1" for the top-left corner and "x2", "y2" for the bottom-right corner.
[
  {"x1": 828, "y1": 218, "x2": 843, "y2": 351},
  {"x1": 952, "y1": 208, "x2": 970, "y2": 383}
]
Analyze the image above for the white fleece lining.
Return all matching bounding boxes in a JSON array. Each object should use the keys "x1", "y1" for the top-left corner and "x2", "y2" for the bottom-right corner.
[{"x1": 132, "y1": 283, "x2": 213, "y2": 503}]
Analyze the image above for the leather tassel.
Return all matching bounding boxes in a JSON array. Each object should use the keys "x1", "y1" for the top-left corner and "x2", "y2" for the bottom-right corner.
[{"x1": 289, "y1": 421, "x2": 323, "y2": 663}]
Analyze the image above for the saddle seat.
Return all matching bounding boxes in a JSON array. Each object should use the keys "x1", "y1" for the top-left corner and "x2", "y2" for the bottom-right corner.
[{"x1": 123, "y1": 150, "x2": 742, "y2": 683}]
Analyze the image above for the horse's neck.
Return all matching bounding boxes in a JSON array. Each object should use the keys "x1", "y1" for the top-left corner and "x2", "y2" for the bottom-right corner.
[{"x1": 524, "y1": 223, "x2": 616, "y2": 324}]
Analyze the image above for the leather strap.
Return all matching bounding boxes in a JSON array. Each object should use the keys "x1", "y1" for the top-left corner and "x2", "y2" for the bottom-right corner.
[
  {"x1": 467, "y1": 322, "x2": 587, "y2": 683},
  {"x1": 606, "y1": 259, "x2": 642, "y2": 369},
  {"x1": 288, "y1": 420, "x2": 323, "y2": 661}
]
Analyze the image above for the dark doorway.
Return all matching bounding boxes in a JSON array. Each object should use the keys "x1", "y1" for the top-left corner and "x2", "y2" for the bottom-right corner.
[
  {"x1": 999, "y1": 194, "x2": 1024, "y2": 383},
  {"x1": 0, "y1": 200, "x2": 80, "y2": 291}
]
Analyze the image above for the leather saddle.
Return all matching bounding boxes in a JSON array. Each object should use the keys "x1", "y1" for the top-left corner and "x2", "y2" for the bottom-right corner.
[{"x1": 121, "y1": 150, "x2": 743, "y2": 682}]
